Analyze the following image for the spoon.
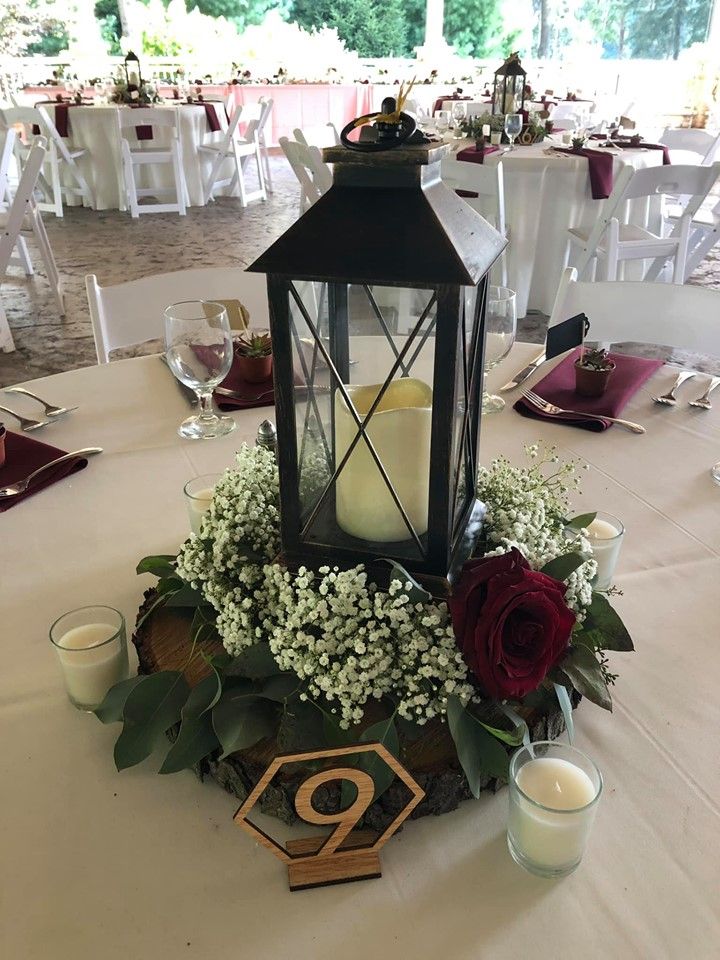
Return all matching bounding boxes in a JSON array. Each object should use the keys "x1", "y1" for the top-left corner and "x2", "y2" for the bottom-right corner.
[
  {"x1": 4, "y1": 387, "x2": 78, "y2": 418},
  {"x1": 688, "y1": 376, "x2": 720, "y2": 410},
  {"x1": 651, "y1": 371, "x2": 698, "y2": 406},
  {"x1": 0, "y1": 448, "x2": 103, "y2": 498}
]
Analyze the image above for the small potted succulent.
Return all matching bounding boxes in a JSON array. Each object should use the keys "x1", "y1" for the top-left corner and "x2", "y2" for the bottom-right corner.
[
  {"x1": 574, "y1": 347, "x2": 616, "y2": 397},
  {"x1": 235, "y1": 331, "x2": 273, "y2": 383},
  {"x1": 571, "y1": 135, "x2": 587, "y2": 152}
]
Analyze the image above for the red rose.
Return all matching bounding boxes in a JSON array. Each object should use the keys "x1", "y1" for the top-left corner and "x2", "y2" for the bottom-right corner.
[{"x1": 450, "y1": 548, "x2": 575, "y2": 700}]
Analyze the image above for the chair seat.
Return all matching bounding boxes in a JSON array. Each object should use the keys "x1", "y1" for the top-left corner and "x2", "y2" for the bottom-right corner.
[
  {"x1": 568, "y1": 223, "x2": 668, "y2": 246},
  {"x1": 127, "y1": 149, "x2": 175, "y2": 162},
  {"x1": 198, "y1": 141, "x2": 256, "y2": 158}
]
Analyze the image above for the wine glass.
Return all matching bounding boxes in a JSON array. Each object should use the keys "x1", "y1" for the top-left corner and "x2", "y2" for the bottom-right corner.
[
  {"x1": 504, "y1": 113, "x2": 523, "y2": 151},
  {"x1": 434, "y1": 110, "x2": 450, "y2": 135},
  {"x1": 451, "y1": 101, "x2": 467, "y2": 138},
  {"x1": 164, "y1": 300, "x2": 236, "y2": 440},
  {"x1": 711, "y1": 461, "x2": 720, "y2": 486},
  {"x1": 482, "y1": 286, "x2": 517, "y2": 413}
]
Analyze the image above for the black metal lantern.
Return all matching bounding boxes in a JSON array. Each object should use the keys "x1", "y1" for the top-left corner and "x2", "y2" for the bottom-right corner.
[
  {"x1": 249, "y1": 142, "x2": 505, "y2": 593},
  {"x1": 123, "y1": 51, "x2": 142, "y2": 90},
  {"x1": 491, "y1": 53, "x2": 526, "y2": 117}
]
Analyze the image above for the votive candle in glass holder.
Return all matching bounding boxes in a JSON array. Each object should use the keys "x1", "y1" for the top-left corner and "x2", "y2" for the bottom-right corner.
[
  {"x1": 490, "y1": 131, "x2": 502, "y2": 146},
  {"x1": 184, "y1": 473, "x2": 221, "y2": 535},
  {"x1": 507, "y1": 741, "x2": 602, "y2": 879},
  {"x1": 50, "y1": 606, "x2": 128, "y2": 711},
  {"x1": 586, "y1": 511, "x2": 624, "y2": 590}
]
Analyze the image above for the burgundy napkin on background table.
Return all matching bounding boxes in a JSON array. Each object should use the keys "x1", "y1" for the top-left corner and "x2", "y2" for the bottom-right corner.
[
  {"x1": 190, "y1": 345, "x2": 275, "y2": 412},
  {"x1": 0, "y1": 431, "x2": 89, "y2": 512},
  {"x1": 513, "y1": 347, "x2": 663, "y2": 431},
  {"x1": 554, "y1": 146, "x2": 614, "y2": 199}
]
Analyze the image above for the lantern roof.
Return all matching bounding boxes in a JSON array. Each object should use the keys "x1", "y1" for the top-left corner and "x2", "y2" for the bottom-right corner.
[
  {"x1": 248, "y1": 142, "x2": 505, "y2": 287},
  {"x1": 494, "y1": 53, "x2": 526, "y2": 77}
]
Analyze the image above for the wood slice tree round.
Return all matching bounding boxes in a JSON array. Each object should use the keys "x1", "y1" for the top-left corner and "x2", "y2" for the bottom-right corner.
[{"x1": 133, "y1": 592, "x2": 572, "y2": 831}]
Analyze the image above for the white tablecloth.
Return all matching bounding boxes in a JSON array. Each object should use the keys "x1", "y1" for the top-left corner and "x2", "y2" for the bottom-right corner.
[
  {"x1": 455, "y1": 139, "x2": 666, "y2": 316},
  {"x1": 39, "y1": 104, "x2": 234, "y2": 211},
  {"x1": 2, "y1": 344, "x2": 719, "y2": 959}
]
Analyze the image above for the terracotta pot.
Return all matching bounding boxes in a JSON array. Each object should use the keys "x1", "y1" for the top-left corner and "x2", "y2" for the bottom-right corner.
[
  {"x1": 574, "y1": 360, "x2": 616, "y2": 397},
  {"x1": 236, "y1": 353, "x2": 273, "y2": 384}
]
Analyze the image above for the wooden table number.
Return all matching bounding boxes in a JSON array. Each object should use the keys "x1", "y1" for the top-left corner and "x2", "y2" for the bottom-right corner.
[{"x1": 234, "y1": 742, "x2": 425, "y2": 891}]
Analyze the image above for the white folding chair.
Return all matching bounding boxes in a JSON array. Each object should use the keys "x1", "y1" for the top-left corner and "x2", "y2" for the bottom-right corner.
[
  {"x1": 280, "y1": 135, "x2": 332, "y2": 214},
  {"x1": 659, "y1": 128, "x2": 720, "y2": 166},
  {"x1": 256, "y1": 97, "x2": 274, "y2": 193},
  {"x1": 118, "y1": 107, "x2": 187, "y2": 217},
  {"x1": 441, "y1": 156, "x2": 508, "y2": 286},
  {"x1": 565, "y1": 162, "x2": 720, "y2": 283},
  {"x1": 85, "y1": 266, "x2": 270, "y2": 363},
  {"x1": 199, "y1": 103, "x2": 267, "y2": 206},
  {"x1": 0, "y1": 138, "x2": 55, "y2": 352},
  {"x1": 0, "y1": 128, "x2": 33, "y2": 276},
  {"x1": 549, "y1": 266, "x2": 720, "y2": 356},
  {"x1": 1, "y1": 105, "x2": 93, "y2": 216}
]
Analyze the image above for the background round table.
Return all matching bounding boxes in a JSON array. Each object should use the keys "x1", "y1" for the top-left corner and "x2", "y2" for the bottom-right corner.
[{"x1": 2, "y1": 344, "x2": 719, "y2": 959}]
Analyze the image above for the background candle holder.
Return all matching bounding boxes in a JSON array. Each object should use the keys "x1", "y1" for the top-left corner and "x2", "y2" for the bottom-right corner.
[{"x1": 184, "y1": 473, "x2": 222, "y2": 535}]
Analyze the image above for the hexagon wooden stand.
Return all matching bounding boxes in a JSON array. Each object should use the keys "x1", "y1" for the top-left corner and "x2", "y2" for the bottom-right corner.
[{"x1": 234, "y1": 743, "x2": 425, "y2": 891}]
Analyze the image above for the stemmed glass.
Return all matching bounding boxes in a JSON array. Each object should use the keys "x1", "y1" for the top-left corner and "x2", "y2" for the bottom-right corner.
[
  {"x1": 434, "y1": 110, "x2": 450, "y2": 136},
  {"x1": 711, "y1": 461, "x2": 720, "y2": 485},
  {"x1": 482, "y1": 286, "x2": 517, "y2": 413},
  {"x1": 504, "y1": 113, "x2": 523, "y2": 151},
  {"x1": 164, "y1": 300, "x2": 236, "y2": 440},
  {"x1": 451, "y1": 101, "x2": 467, "y2": 138}
]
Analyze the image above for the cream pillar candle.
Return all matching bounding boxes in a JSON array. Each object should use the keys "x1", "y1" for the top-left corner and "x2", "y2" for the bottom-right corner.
[
  {"x1": 50, "y1": 607, "x2": 128, "y2": 711},
  {"x1": 508, "y1": 743, "x2": 603, "y2": 878},
  {"x1": 586, "y1": 512, "x2": 624, "y2": 590},
  {"x1": 335, "y1": 378, "x2": 432, "y2": 543}
]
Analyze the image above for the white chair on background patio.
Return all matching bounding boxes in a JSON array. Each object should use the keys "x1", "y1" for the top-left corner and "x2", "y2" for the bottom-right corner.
[
  {"x1": 1, "y1": 105, "x2": 94, "y2": 216},
  {"x1": 117, "y1": 107, "x2": 187, "y2": 217},
  {"x1": 549, "y1": 267, "x2": 720, "y2": 356},
  {"x1": 441, "y1": 156, "x2": 508, "y2": 286},
  {"x1": 659, "y1": 128, "x2": 720, "y2": 166},
  {"x1": 199, "y1": 102, "x2": 267, "y2": 206},
  {"x1": 256, "y1": 98, "x2": 274, "y2": 193},
  {"x1": 85, "y1": 266, "x2": 269, "y2": 363},
  {"x1": 279, "y1": 135, "x2": 332, "y2": 215},
  {"x1": 565, "y1": 162, "x2": 720, "y2": 282}
]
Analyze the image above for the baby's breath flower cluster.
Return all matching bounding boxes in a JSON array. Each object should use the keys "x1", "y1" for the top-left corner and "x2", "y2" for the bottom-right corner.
[
  {"x1": 258, "y1": 564, "x2": 473, "y2": 727},
  {"x1": 477, "y1": 444, "x2": 596, "y2": 614}
]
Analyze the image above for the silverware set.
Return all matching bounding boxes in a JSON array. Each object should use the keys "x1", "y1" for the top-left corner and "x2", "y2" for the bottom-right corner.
[
  {"x1": 522, "y1": 389, "x2": 646, "y2": 434},
  {"x1": 1, "y1": 387, "x2": 78, "y2": 431},
  {"x1": 651, "y1": 371, "x2": 720, "y2": 410},
  {"x1": 0, "y1": 448, "x2": 103, "y2": 499}
]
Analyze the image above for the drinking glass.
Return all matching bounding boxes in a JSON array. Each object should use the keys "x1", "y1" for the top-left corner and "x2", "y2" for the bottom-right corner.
[
  {"x1": 50, "y1": 606, "x2": 128, "y2": 711},
  {"x1": 507, "y1": 741, "x2": 602, "y2": 879},
  {"x1": 504, "y1": 113, "x2": 523, "y2": 151},
  {"x1": 451, "y1": 101, "x2": 467, "y2": 138},
  {"x1": 434, "y1": 110, "x2": 450, "y2": 135},
  {"x1": 483, "y1": 286, "x2": 516, "y2": 413},
  {"x1": 164, "y1": 300, "x2": 236, "y2": 440}
]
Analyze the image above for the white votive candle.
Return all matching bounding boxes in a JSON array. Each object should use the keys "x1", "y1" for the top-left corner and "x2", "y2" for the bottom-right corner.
[
  {"x1": 482, "y1": 123, "x2": 490, "y2": 137},
  {"x1": 585, "y1": 512, "x2": 624, "y2": 591},
  {"x1": 50, "y1": 607, "x2": 128, "y2": 711},
  {"x1": 508, "y1": 743, "x2": 602, "y2": 878},
  {"x1": 184, "y1": 473, "x2": 222, "y2": 536}
]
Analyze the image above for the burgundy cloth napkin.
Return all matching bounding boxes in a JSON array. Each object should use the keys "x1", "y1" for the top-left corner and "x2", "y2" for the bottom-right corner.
[
  {"x1": 0, "y1": 431, "x2": 89, "y2": 512},
  {"x1": 555, "y1": 146, "x2": 614, "y2": 199},
  {"x1": 33, "y1": 101, "x2": 77, "y2": 136},
  {"x1": 588, "y1": 134, "x2": 671, "y2": 164},
  {"x1": 203, "y1": 102, "x2": 221, "y2": 132},
  {"x1": 189, "y1": 346, "x2": 275, "y2": 411},
  {"x1": 513, "y1": 348, "x2": 663, "y2": 431},
  {"x1": 456, "y1": 144, "x2": 500, "y2": 165}
]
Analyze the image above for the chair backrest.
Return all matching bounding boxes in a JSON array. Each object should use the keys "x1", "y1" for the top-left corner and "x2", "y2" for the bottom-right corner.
[
  {"x1": 1, "y1": 105, "x2": 41, "y2": 136},
  {"x1": 550, "y1": 103, "x2": 581, "y2": 123},
  {"x1": 660, "y1": 127, "x2": 720, "y2": 163},
  {"x1": 549, "y1": 267, "x2": 720, "y2": 356},
  {"x1": 280, "y1": 135, "x2": 332, "y2": 209},
  {"x1": 0, "y1": 137, "x2": 46, "y2": 273},
  {"x1": 85, "y1": 266, "x2": 270, "y2": 363},
  {"x1": 620, "y1": 162, "x2": 720, "y2": 203},
  {"x1": 117, "y1": 106, "x2": 179, "y2": 137},
  {"x1": 440, "y1": 157, "x2": 505, "y2": 236},
  {"x1": 0, "y1": 127, "x2": 16, "y2": 202}
]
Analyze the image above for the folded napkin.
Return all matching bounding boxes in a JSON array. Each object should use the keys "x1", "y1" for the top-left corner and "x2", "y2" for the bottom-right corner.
[
  {"x1": 456, "y1": 144, "x2": 500, "y2": 166},
  {"x1": 33, "y1": 101, "x2": 83, "y2": 137},
  {"x1": 0, "y1": 431, "x2": 89, "y2": 512},
  {"x1": 588, "y1": 134, "x2": 671, "y2": 164},
  {"x1": 513, "y1": 348, "x2": 663, "y2": 431},
  {"x1": 554, "y1": 146, "x2": 614, "y2": 199},
  {"x1": 190, "y1": 345, "x2": 276, "y2": 412}
]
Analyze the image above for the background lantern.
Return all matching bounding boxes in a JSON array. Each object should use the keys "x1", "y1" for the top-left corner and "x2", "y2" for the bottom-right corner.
[
  {"x1": 492, "y1": 53, "x2": 527, "y2": 117},
  {"x1": 249, "y1": 142, "x2": 505, "y2": 592},
  {"x1": 123, "y1": 51, "x2": 142, "y2": 90}
]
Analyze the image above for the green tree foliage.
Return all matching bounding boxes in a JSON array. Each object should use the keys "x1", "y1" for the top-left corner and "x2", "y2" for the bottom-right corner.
[
  {"x1": 1, "y1": 0, "x2": 67, "y2": 56},
  {"x1": 291, "y1": 0, "x2": 410, "y2": 57},
  {"x1": 444, "y1": 0, "x2": 518, "y2": 58},
  {"x1": 576, "y1": 0, "x2": 712, "y2": 60}
]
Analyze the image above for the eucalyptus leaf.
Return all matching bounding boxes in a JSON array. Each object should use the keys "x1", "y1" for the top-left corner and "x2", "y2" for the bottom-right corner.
[
  {"x1": 183, "y1": 669, "x2": 222, "y2": 720},
  {"x1": 226, "y1": 641, "x2": 282, "y2": 679},
  {"x1": 212, "y1": 687, "x2": 278, "y2": 758},
  {"x1": 541, "y1": 552, "x2": 591, "y2": 582},
  {"x1": 322, "y1": 709, "x2": 351, "y2": 748},
  {"x1": 93, "y1": 676, "x2": 146, "y2": 724},
  {"x1": 259, "y1": 674, "x2": 302, "y2": 702},
  {"x1": 341, "y1": 712, "x2": 400, "y2": 806},
  {"x1": 136, "y1": 555, "x2": 177, "y2": 578},
  {"x1": 164, "y1": 582, "x2": 204, "y2": 608},
  {"x1": 565, "y1": 512, "x2": 597, "y2": 531},
  {"x1": 158, "y1": 714, "x2": 220, "y2": 775},
  {"x1": 476, "y1": 718, "x2": 525, "y2": 747},
  {"x1": 560, "y1": 645, "x2": 612, "y2": 711},
  {"x1": 113, "y1": 671, "x2": 190, "y2": 771},
  {"x1": 397, "y1": 715, "x2": 426, "y2": 742},
  {"x1": 135, "y1": 577, "x2": 185, "y2": 627},
  {"x1": 446, "y1": 694, "x2": 509, "y2": 797},
  {"x1": 383, "y1": 559, "x2": 431, "y2": 605},
  {"x1": 584, "y1": 593, "x2": 634, "y2": 651},
  {"x1": 276, "y1": 699, "x2": 326, "y2": 751}
]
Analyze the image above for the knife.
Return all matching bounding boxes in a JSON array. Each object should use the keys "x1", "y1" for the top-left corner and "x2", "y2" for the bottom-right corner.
[{"x1": 499, "y1": 350, "x2": 546, "y2": 392}]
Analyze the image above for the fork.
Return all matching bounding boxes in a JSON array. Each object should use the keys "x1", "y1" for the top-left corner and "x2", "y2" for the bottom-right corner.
[
  {"x1": 4, "y1": 387, "x2": 78, "y2": 418},
  {"x1": 651, "y1": 371, "x2": 697, "y2": 406},
  {"x1": 215, "y1": 385, "x2": 274, "y2": 401},
  {"x1": 0, "y1": 403, "x2": 51, "y2": 432},
  {"x1": 522, "y1": 390, "x2": 646, "y2": 434},
  {"x1": 688, "y1": 376, "x2": 720, "y2": 410}
]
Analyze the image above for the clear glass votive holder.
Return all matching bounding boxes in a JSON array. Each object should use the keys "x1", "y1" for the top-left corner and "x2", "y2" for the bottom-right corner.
[
  {"x1": 49, "y1": 606, "x2": 128, "y2": 712},
  {"x1": 184, "y1": 473, "x2": 221, "y2": 535},
  {"x1": 507, "y1": 741, "x2": 603, "y2": 879},
  {"x1": 586, "y1": 511, "x2": 624, "y2": 591}
]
